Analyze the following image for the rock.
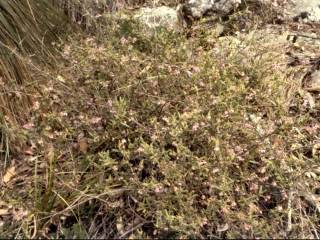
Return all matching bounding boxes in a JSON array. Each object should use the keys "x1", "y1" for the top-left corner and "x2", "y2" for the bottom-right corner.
[
  {"x1": 287, "y1": 0, "x2": 320, "y2": 22},
  {"x1": 214, "y1": 23, "x2": 225, "y2": 37},
  {"x1": 306, "y1": 70, "x2": 320, "y2": 92},
  {"x1": 180, "y1": 0, "x2": 242, "y2": 20},
  {"x1": 134, "y1": 6, "x2": 180, "y2": 31},
  {"x1": 179, "y1": 0, "x2": 320, "y2": 24}
]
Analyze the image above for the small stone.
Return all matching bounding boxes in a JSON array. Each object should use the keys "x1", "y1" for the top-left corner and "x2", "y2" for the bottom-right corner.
[
  {"x1": 305, "y1": 70, "x2": 320, "y2": 92},
  {"x1": 310, "y1": 70, "x2": 320, "y2": 89},
  {"x1": 214, "y1": 23, "x2": 225, "y2": 37}
]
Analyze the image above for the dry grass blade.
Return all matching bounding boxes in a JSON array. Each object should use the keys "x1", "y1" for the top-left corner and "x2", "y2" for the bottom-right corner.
[
  {"x1": 0, "y1": 0, "x2": 66, "y2": 166},
  {"x1": 0, "y1": 0, "x2": 64, "y2": 122}
]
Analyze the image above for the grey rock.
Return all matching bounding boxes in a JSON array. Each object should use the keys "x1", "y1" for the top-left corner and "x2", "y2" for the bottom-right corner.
[
  {"x1": 179, "y1": 0, "x2": 320, "y2": 24},
  {"x1": 181, "y1": 0, "x2": 242, "y2": 20},
  {"x1": 287, "y1": 0, "x2": 320, "y2": 22},
  {"x1": 307, "y1": 70, "x2": 320, "y2": 91},
  {"x1": 134, "y1": 6, "x2": 180, "y2": 31}
]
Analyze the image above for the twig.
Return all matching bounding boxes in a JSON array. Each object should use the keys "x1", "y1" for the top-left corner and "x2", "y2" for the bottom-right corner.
[
  {"x1": 287, "y1": 189, "x2": 294, "y2": 233},
  {"x1": 117, "y1": 218, "x2": 149, "y2": 239},
  {"x1": 287, "y1": 34, "x2": 320, "y2": 43}
]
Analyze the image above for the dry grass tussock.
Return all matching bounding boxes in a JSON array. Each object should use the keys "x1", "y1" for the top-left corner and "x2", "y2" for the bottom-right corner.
[{"x1": 1, "y1": 0, "x2": 320, "y2": 238}]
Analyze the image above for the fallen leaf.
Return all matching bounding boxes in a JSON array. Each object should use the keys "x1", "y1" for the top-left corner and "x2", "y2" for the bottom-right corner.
[
  {"x1": 22, "y1": 122, "x2": 34, "y2": 130},
  {"x1": 78, "y1": 138, "x2": 88, "y2": 154},
  {"x1": 90, "y1": 117, "x2": 102, "y2": 124},
  {"x1": 312, "y1": 143, "x2": 320, "y2": 158},
  {"x1": 217, "y1": 223, "x2": 229, "y2": 232},
  {"x1": 24, "y1": 147, "x2": 34, "y2": 155},
  {"x1": 3, "y1": 166, "x2": 16, "y2": 183},
  {"x1": 12, "y1": 208, "x2": 29, "y2": 221},
  {"x1": 32, "y1": 100, "x2": 40, "y2": 111},
  {"x1": 57, "y1": 75, "x2": 65, "y2": 83},
  {"x1": 0, "y1": 209, "x2": 9, "y2": 216},
  {"x1": 116, "y1": 217, "x2": 124, "y2": 233}
]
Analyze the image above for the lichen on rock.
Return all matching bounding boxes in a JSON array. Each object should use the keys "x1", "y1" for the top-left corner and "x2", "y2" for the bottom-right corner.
[
  {"x1": 181, "y1": 0, "x2": 242, "y2": 19},
  {"x1": 134, "y1": 6, "x2": 181, "y2": 31},
  {"x1": 286, "y1": 0, "x2": 320, "y2": 22}
]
